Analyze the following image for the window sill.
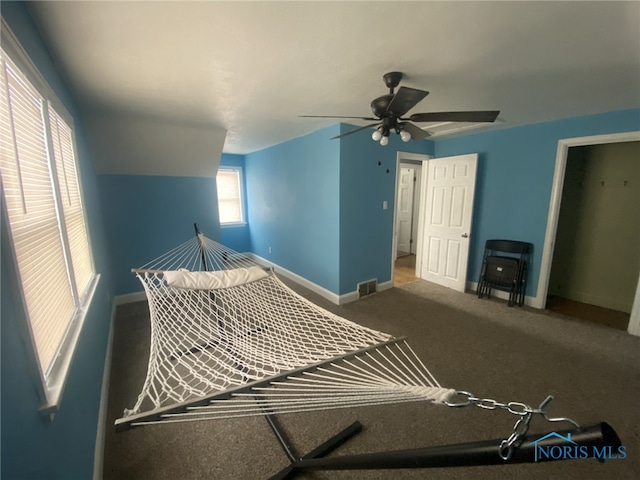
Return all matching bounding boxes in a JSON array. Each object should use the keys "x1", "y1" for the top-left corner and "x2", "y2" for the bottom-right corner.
[
  {"x1": 221, "y1": 222, "x2": 247, "y2": 228},
  {"x1": 39, "y1": 273, "x2": 101, "y2": 419}
]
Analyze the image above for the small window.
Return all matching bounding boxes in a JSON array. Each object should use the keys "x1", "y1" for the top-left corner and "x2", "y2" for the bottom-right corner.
[
  {"x1": 216, "y1": 167, "x2": 245, "y2": 225},
  {"x1": 1, "y1": 24, "x2": 98, "y2": 414}
]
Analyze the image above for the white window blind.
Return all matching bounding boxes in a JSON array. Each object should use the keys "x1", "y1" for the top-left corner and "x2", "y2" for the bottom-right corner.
[
  {"x1": 48, "y1": 106, "x2": 93, "y2": 298},
  {"x1": 0, "y1": 44, "x2": 95, "y2": 391},
  {"x1": 216, "y1": 168, "x2": 244, "y2": 224}
]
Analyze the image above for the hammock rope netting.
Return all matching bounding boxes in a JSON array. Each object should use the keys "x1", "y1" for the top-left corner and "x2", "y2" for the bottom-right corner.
[
  {"x1": 118, "y1": 233, "x2": 455, "y2": 428},
  {"x1": 115, "y1": 231, "x2": 620, "y2": 475}
]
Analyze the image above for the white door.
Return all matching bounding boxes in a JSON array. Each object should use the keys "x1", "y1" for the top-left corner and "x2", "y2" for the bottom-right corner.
[
  {"x1": 396, "y1": 167, "x2": 415, "y2": 254},
  {"x1": 418, "y1": 154, "x2": 478, "y2": 292}
]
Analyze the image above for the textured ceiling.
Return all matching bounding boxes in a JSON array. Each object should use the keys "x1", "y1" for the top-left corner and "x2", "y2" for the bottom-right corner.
[{"x1": 26, "y1": 1, "x2": 640, "y2": 154}]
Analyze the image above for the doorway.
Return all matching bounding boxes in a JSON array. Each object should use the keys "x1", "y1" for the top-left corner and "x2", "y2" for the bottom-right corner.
[
  {"x1": 394, "y1": 254, "x2": 417, "y2": 287},
  {"x1": 394, "y1": 164, "x2": 419, "y2": 286},
  {"x1": 537, "y1": 131, "x2": 640, "y2": 335},
  {"x1": 392, "y1": 152, "x2": 429, "y2": 286},
  {"x1": 395, "y1": 162, "x2": 421, "y2": 257},
  {"x1": 546, "y1": 142, "x2": 639, "y2": 331}
]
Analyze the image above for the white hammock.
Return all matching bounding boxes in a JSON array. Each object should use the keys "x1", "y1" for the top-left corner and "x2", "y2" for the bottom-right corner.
[
  {"x1": 114, "y1": 230, "x2": 611, "y2": 476},
  {"x1": 116, "y1": 232, "x2": 454, "y2": 429}
]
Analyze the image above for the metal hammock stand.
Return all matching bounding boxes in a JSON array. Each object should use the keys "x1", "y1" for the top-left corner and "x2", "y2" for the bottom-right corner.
[{"x1": 115, "y1": 225, "x2": 621, "y2": 479}]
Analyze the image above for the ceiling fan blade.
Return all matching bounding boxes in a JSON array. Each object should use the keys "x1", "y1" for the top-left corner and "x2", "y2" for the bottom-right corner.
[
  {"x1": 409, "y1": 111, "x2": 500, "y2": 123},
  {"x1": 330, "y1": 122, "x2": 381, "y2": 140},
  {"x1": 386, "y1": 87, "x2": 429, "y2": 117},
  {"x1": 399, "y1": 122, "x2": 431, "y2": 140},
  {"x1": 300, "y1": 115, "x2": 379, "y2": 121}
]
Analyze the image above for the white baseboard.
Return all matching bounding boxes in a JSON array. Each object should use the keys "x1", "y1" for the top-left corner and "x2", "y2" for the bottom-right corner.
[
  {"x1": 114, "y1": 290, "x2": 146, "y2": 306},
  {"x1": 248, "y1": 254, "x2": 344, "y2": 304},
  {"x1": 248, "y1": 254, "x2": 390, "y2": 305},
  {"x1": 336, "y1": 281, "x2": 389, "y2": 303},
  {"x1": 93, "y1": 300, "x2": 117, "y2": 480},
  {"x1": 337, "y1": 290, "x2": 359, "y2": 304},
  {"x1": 93, "y1": 290, "x2": 150, "y2": 478},
  {"x1": 467, "y1": 281, "x2": 535, "y2": 307},
  {"x1": 338, "y1": 283, "x2": 391, "y2": 304}
]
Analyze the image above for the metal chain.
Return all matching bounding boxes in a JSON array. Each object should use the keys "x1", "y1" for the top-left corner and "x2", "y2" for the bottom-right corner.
[
  {"x1": 444, "y1": 391, "x2": 581, "y2": 461},
  {"x1": 498, "y1": 412, "x2": 532, "y2": 460}
]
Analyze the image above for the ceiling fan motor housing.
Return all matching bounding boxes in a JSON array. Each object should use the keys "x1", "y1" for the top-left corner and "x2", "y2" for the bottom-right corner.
[
  {"x1": 371, "y1": 95, "x2": 394, "y2": 118},
  {"x1": 372, "y1": 72, "x2": 405, "y2": 118}
]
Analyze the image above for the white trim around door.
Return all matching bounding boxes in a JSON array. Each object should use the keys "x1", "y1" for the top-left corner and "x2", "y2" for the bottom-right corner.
[
  {"x1": 536, "y1": 130, "x2": 640, "y2": 336},
  {"x1": 391, "y1": 152, "x2": 432, "y2": 285}
]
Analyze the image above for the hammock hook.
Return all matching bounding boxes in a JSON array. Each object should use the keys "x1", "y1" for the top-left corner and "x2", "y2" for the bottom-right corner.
[
  {"x1": 444, "y1": 390, "x2": 582, "y2": 462},
  {"x1": 529, "y1": 395, "x2": 581, "y2": 429},
  {"x1": 445, "y1": 391, "x2": 581, "y2": 429}
]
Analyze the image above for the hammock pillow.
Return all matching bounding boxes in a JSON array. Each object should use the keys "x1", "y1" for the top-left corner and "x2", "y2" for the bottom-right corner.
[{"x1": 164, "y1": 266, "x2": 268, "y2": 290}]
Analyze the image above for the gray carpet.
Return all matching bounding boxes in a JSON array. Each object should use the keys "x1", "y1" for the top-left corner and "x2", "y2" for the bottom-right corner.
[{"x1": 102, "y1": 278, "x2": 640, "y2": 479}]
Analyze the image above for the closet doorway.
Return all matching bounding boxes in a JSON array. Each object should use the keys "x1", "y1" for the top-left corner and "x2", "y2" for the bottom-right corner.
[{"x1": 546, "y1": 141, "x2": 639, "y2": 331}]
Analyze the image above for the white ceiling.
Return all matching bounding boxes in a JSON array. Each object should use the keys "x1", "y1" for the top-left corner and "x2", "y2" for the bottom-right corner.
[{"x1": 26, "y1": 1, "x2": 640, "y2": 154}]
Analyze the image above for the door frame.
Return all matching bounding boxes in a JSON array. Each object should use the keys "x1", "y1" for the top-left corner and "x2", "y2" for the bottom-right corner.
[
  {"x1": 391, "y1": 152, "x2": 431, "y2": 284},
  {"x1": 536, "y1": 130, "x2": 640, "y2": 336}
]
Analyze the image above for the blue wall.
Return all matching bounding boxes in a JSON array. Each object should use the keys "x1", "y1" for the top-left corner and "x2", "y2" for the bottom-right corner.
[
  {"x1": 1, "y1": 3, "x2": 113, "y2": 479},
  {"x1": 97, "y1": 159, "x2": 251, "y2": 296},
  {"x1": 243, "y1": 111, "x2": 638, "y2": 299},
  {"x1": 338, "y1": 124, "x2": 433, "y2": 293},
  {"x1": 97, "y1": 175, "x2": 221, "y2": 295},
  {"x1": 435, "y1": 109, "x2": 640, "y2": 297},
  {"x1": 245, "y1": 125, "x2": 342, "y2": 292},
  {"x1": 219, "y1": 153, "x2": 251, "y2": 252},
  {"x1": 244, "y1": 122, "x2": 433, "y2": 296}
]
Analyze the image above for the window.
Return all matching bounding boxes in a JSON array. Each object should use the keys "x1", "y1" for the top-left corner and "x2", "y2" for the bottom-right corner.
[
  {"x1": 0, "y1": 23, "x2": 98, "y2": 414},
  {"x1": 216, "y1": 167, "x2": 245, "y2": 225}
]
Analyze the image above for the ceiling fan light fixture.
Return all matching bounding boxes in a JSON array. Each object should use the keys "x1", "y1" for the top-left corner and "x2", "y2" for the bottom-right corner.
[
  {"x1": 400, "y1": 130, "x2": 411, "y2": 142},
  {"x1": 380, "y1": 135, "x2": 389, "y2": 146},
  {"x1": 372, "y1": 129, "x2": 382, "y2": 141}
]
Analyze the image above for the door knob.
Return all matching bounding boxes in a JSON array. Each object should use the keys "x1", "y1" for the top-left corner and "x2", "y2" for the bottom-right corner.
[{"x1": 461, "y1": 233, "x2": 469, "y2": 238}]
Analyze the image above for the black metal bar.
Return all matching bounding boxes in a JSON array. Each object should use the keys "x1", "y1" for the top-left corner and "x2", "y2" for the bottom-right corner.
[
  {"x1": 300, "y1": 421, "x2": 363, "y2": 461},
  {"x1": 286, "y1": 423, "x2": 619, "y2": 472},
  {"x1": 194, "y1": 223, "x2": 208, "y2": 271},
  {"x1": 259, "y1": 403, "x2": 363, "y2": 477},
  {"x1": 269, "y1": 465, "x2": 295, "y2": 480},
  {"x1": 262, "y1": 410, "x2": 299, "y2": 464},
  {"x1": 269, "y1": 421, "x2": 364, "y2": 480}
]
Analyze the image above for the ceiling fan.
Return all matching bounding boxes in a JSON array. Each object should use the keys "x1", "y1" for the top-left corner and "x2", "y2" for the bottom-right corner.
[{"x1": 301, "y1": 72, "x2": 500, "y2": 145}]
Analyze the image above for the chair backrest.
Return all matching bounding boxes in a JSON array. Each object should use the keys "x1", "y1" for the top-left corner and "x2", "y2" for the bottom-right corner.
[{"x1": 485, "y1": 239, "x2": 532, "y2": 255}]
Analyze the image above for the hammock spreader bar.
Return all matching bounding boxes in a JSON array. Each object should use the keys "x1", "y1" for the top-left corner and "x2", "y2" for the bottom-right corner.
[{"x1": 270, "y1": 422, "x2": 620, "y2": 479}]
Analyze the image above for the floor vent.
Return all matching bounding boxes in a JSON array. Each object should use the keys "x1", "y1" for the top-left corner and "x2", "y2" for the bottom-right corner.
[{"x1": 357, "y1": 279, "x2": 378, "y2": 298}]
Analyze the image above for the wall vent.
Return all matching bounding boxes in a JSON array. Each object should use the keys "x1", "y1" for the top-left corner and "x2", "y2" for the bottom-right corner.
[{"x1": 357, "y1": 279, "x2": 378, "y2": 298}]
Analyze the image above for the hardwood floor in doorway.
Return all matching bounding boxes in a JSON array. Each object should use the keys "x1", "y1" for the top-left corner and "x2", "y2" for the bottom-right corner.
[
  {"x1": 546, "y1": 296, "x2": 630, "y2": 331},
  {"x1": 394, "y1": 254, "x2": 417, "y2": 287}
]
